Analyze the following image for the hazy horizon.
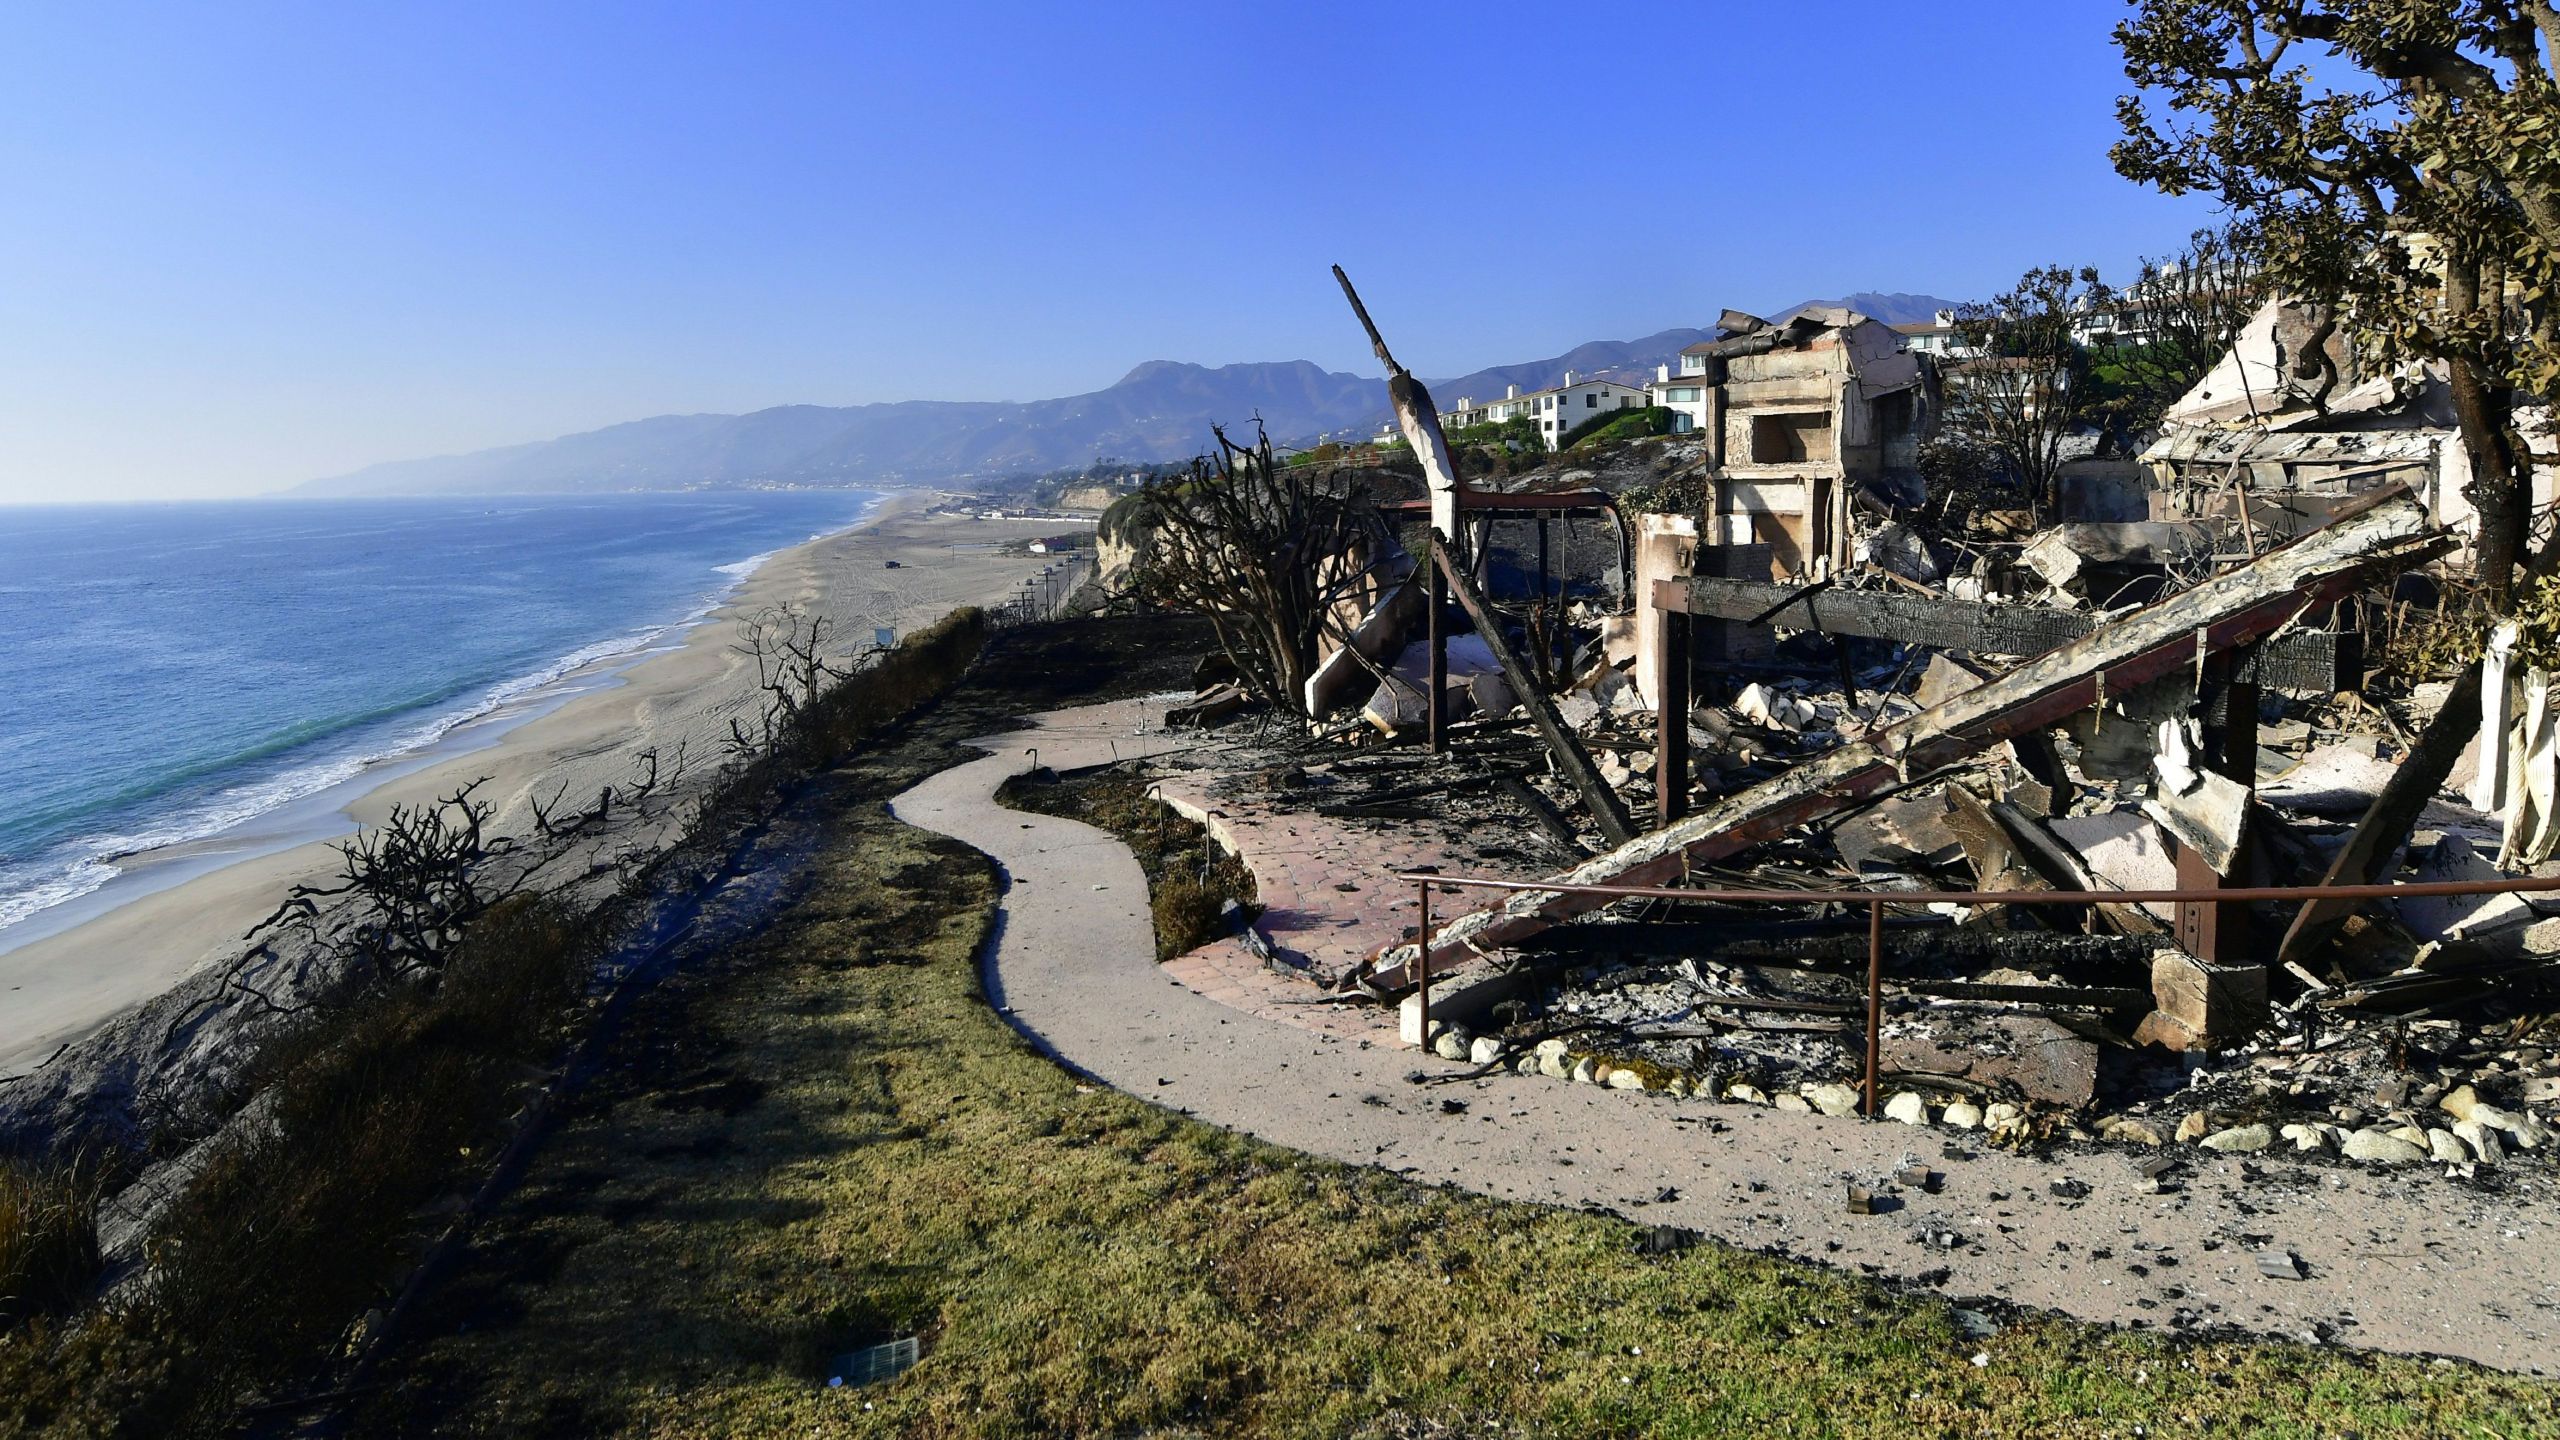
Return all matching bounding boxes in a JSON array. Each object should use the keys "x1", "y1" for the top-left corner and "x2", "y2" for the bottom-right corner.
[{"x1": 0, "y1": 2, "x2": 2221, "y2": 504}]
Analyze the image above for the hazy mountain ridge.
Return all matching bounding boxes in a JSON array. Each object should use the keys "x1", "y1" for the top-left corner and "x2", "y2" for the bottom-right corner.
[{"x1": 298, "y1": 301, "x2": 1960, "y2": 496}]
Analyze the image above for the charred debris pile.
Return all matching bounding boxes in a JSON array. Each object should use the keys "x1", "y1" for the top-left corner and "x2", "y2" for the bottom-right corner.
[{"x1": 1125, "y1": 284, "x2": 2560, "y2": 1172}]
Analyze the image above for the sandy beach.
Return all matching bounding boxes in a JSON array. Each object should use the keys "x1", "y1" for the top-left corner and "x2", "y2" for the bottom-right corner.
[{"x1": 0, "y1": 495, "x2": 1087, "y2": 1077}]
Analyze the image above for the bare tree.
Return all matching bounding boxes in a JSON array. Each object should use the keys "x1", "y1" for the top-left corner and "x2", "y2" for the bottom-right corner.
[
  {"x1": 241, "y1": 781, "x2": 511, "y2": 990},
  {"x1": 727, "y1": 604, "x2": 852, "y2": 756},
  {"x1": 1124, "y1": 422, "x2": 1402, "y2": 715},
  {"x1": 1945, "y1": 265, "x2": 2108, "y2": 521},
  {"x1": 2088, "y1": 223, "x2": 2276, "y2": 448}
]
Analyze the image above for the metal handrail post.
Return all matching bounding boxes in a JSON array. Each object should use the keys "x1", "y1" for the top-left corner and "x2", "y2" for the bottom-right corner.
[
  {"x1": 1864, "y1": 898, "x2": 1883, "y2": 1119},
  {"x1": 1416, "y1": 878, "x2": 1434, "y2": 1043}
]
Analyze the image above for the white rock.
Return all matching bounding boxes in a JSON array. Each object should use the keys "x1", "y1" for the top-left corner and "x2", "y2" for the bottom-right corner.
[
  {"x1": 2454, "y1": 1118, "x2": 2505, "y2": 1163},
  {"x1": 2426, "y1": 1127, "x2": 2470, "y2": 1164},
  {"x1": 1432, "y1": 1027, "x2": 1472, "y2": 1062},
  {"x1": 2439, "y1": 1084, "x2": 2489, "y2": 1124},
  {"x1": 1663, "y1": 1075, "x2": 1693, "y2": 1098},
  {"x1": 1774, "y1": 1092, "x2": 1812, "y2": 1113},
  {"x1": 2480, "y1": 1104, "x2": 2551, "y2": 1149},
  {"x1": 1515, "y1": 1055, "x2": 1540, "y2": 1076},
  {"x1": 1535, "y1": 1039, "x2": 1572, "y2": 1080},
  {"x1": 2201, "y1": 1123, "x2": 2274, "y2": 1153},
  {"x1": 1983, "y1": 1102, "x2": 2024, "y2": 1130},
  {"x1": 1942, "y1": 1101, "x2": 1984, "y2": 1131},
  {"x1": 2341, "y1": 1128, "x2": 2429, "y2": 1163},
  {"x1": 1883, "y1": 1091, "x2": 1929, "y2": 1125},
  {"x1": 2100, "y1": 1118, "x2": 2163, "y2": 1146},
  {"x1": 1608, "y1": 1068, "x2": 1648, "y2": 1091},
  {"x1": 1726, "y1": 1082, "x2": 1768, "y2": 1105},
  {"x1": 1805, "y1": 1083, "x2": 1862, "y2": 1117},
  {"x1": 1468, "y1": 1036, "x2": 1506, "y2": 1066},
  {"x1": 2279, "y1": 1123, "x2": 2330, "y2": 1153},
  {"x1": 2439, "y1": 1087, "x2": 2546, "y2": 1144}
]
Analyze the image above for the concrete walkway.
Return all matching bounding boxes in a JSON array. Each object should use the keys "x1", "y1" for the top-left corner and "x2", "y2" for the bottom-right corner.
[{"x1": 891, "y1": 699, "x2": 2560, "y2": 1375}]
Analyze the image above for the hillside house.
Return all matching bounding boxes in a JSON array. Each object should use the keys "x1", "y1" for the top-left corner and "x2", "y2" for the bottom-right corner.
[
  {"x1": 1654, "y1": 306, "x2": 1933, "y2": 576},
  {"x1": 1889, "y1": 311, "x2": 1980, "y2": 360},
  {"x1": 1439, "y1": 372, "x2": 1649, "y2": 446}
]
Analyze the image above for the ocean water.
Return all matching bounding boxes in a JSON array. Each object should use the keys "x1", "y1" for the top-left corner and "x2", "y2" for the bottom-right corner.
[{"x1": 0, "y1": 490, "x2": 884, "y2": 940}]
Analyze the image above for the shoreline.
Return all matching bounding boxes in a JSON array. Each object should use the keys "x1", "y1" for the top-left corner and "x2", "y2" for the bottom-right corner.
[
  {"x1": 0, "y1": 495, "x2": 1084, "y2": 1077},
  {"x1": 0, "y1": 493, "x2": 898, "y2": 959}
]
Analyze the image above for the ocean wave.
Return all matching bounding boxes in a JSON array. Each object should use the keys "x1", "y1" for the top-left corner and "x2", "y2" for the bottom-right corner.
[
  {"x1": 0, "y1": 619, "x2": 670, "y2": 933},
  {"x1": 0, "y1": 506, "x2": 878, "y2": 937}
]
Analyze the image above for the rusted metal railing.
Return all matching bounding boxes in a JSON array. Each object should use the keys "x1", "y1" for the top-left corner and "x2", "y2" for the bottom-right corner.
[{"x1": 1401, "y1": 871, "x2": 2560, "y2": 1118}]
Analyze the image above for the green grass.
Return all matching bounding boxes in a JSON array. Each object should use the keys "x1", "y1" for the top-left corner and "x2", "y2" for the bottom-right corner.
[
  {"x1": 0, "y1": 612, "x2": 997, "y2": 1440},
  {"x1": 336, "y1": 665, "x2": 2560, "y2": 1438},
  {"x1": 1560, "y1": 404, "x2": 1674, "y2": 450}
]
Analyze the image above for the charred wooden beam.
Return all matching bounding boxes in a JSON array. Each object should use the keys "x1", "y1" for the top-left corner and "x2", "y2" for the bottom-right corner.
[
  {"x1": 1497, "y1": 775, "x2": 1593, "y2": 857},
  {"x1": 1434, "y1": 537, "x2": 1637, "y2": 846},
  {"x1": 1656, "y1": 576, "x2": 2357, "y2": 694},
  {"x1": 2278, "y1": 656, "x2": 2487, "y2": 970},
  {"x1": 1509, "y1": 918, "x2": 2165, "y2": 966},
  {"x1": 1357, "y1": 491, "x2": 2442, "y2": 991},
  {"x1": 1897, "y1": 979, "x2": 2153, "y2": 1010},
  {"x1": 1336, "y1": 265, "x2": 1464, "y2": 553}
]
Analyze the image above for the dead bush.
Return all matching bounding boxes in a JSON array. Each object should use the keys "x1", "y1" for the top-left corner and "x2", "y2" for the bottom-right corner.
[{"x1": 1149, "y1": 869, "x2": 1231, "y2": 964}]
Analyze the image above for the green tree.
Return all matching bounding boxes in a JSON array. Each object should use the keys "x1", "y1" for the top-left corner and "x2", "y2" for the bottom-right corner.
[
  {"x1": 2085, "y1": 222, "x2": 2276, "y2": 448},
  {"x1": 2113, "y1": 0, "x2": 2560, "y2": 609},
  {"x1": 1945, "y1": 265, "x2": 2105, "y2": 520}
]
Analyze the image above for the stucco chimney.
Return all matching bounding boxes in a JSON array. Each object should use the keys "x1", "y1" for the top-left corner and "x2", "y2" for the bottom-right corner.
[
  {"x1": 1505, "y1": 384, "x2": 1519, "y2": 400},
  {"x1": 1563, "y1": 370, "x2": 1578, "y2": 386},
  {"x1": 1656, "y1": 363, "x2": 1671, "y2": 383}
]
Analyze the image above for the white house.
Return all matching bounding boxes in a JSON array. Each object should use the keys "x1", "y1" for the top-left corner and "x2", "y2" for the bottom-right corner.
[
  {"x1": 1439, "y1": 371, "x2": 1649, "y2": 445},
  {"x1": 1890, "y1": 311, "x2": 1980, "y2": 359}
]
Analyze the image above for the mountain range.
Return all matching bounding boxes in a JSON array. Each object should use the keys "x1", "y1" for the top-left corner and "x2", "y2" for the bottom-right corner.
[{"x1": 296, "y1": 294, "x2": 1959, "y2": 496}]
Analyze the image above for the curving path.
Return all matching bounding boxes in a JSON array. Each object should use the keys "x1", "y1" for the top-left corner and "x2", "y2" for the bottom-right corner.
[{"x1": 891, "y1": 698, "x2": 2560, "y2": 1375}]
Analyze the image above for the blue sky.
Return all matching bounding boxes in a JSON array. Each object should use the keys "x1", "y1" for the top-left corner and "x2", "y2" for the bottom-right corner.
[{"x1": 0, "y1": 1, "x2": 2222, "y2": 501}]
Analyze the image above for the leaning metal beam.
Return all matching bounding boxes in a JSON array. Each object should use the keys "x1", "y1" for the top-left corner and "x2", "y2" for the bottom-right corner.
[
  {"x1": 1360, "y1": 490, "x2": 2441, "y2": 991},
  {"x1": 1434, "y1": 537, "x2": 1637, "y2": 847},
  {"x1": 1659, "y1": 576, "x2": 2354, "y2": 693}
]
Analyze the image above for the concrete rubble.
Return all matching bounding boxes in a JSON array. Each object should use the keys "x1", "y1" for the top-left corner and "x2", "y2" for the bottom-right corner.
[{"x1": 1104, "y1": 295, "x2": 2560, "y2": 1206}]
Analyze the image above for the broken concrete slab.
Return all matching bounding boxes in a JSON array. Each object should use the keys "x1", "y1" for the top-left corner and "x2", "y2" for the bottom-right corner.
[
  {"x1": 2397, "y1": 833, "x2": 2538, "y2": 945},
  {"x1": 1880, "y1": 1013, "x2": 2100, "y2": 1107},
  {"x1": 2145, "y1": 719, "x2": 2251, "y2": 876},
  {"x1": 1399, "y1": 965, "x2": 1531, "y2": 1048},
  {"x1": 2051, "y1": 812, "x2": 2181, "y2": 925},
  {"x1": 1914, "y1": 652, "x2": 1993, "y2": 710},
  {"x1": 1832, "y1": 791, "x2": 1966, "y2": 876},
  {"x1": 2265, "y1": 744, "x2": 2408, "y2": 817}
]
